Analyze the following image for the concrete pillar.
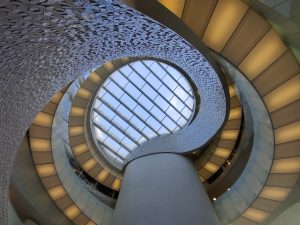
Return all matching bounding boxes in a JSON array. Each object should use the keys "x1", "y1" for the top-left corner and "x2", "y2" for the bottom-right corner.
[{"x1": 112, "y1": 153, "x2": 221, "y2": 225}]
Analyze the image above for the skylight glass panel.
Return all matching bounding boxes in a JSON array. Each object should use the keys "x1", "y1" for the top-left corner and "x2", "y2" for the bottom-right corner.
[
  {"x1": 94, "y1": 117, "x2": 111, "y2": 132},
  {"x1": 143, "y1": 60, "x2": 154, "y2": 67},
  {"x1": 125, "y1": 127, "x2": 142, "y2": 141},
  {"x1": 111, "y1": 72, "x2": 128, "y2": 88},
  {"x1": 108, "y1": 126, "x2": 125, "y2": 142},
  {"x1": 132, "y1": 61, "x2": 149, "y2": 77},
  {"x1": 104, "y1": 137, "x2": 121, "y2": 152},
  {"x1": 158, "y1": 85, "x2": 173, "y2": 101},
  {"x1": 120, "y1": 65, "x2": 132, "y2": 75},
  {"x1": 142, "y1": 84, "x2": 157, "y2": 100},
  {"x1": 135, "y1": 105, "x2": 150, "y2": 121},
  {"x1": 112, "y1": 116, "x2": 129, "y2": 132},
  {"x1": 181, "y1": 107, "x2": 192, "y2": 119},
  {"x1": 120, "y1": 94, "x2": 137, "y2": 110},
  {"x1": 137, "y1": 95, "x2": 154, "y2": 111},
  {"x1": 145, "y1": 73, "x2": 162, "y2": 89},
  {"x1": 104, "y1": 148, "x2": 117, "y2": 160},
  {"x1": 174, "y1": 86, "x2": 189, "y2": 102},
  {"x1": 186, "y1": 97, "x2": 194, "y2": 109},
  {"x1": 138, "y1": 136, "x2": 147, "y2": 145},
  {"x1": 116, "y1": 147, "x2": 129, "y2": 159},
  {"x1": 154, "y1": 95, "x2": 169, "y2": 111},
  {"x1": 116, "y1": 105, "x2": 133, "y2": 120},
  {"x1": 124, "y1": 82, "x2": 141, "y2": 99},
  {"x1": 177, "y1": 117, "x2": 188, "y2": 127},
  {"x1": 178, "y1": 76, "x2": 191, "y2": 92},
  {"x1": 146, "y1": 116, "x2": 161, "y2": 131},
  {"x1": 170, "y1": 96, "x2": 185, "y2": 112},
  {"x1": 158, "y1": 126, "x2": 168, "y2": 135},
  {"x1": 150, "y1": 106, "x2": 165, "y2": 121},
  {"x1": 142, "y1": 126, "x2": 156, "y2": 139},
  {"x1": 106, "y1": 81, "x2": 123, "y2": 98},
  {"x1": 102, "y1": 93, "x2": 119, "y2": 109},
  {"x1": 98, "y1": 88, "x2": 106, "y2": 98},
  {"x1": 94, "y1": 99, "x2": 101, "y2": 109},
  {"x1": 165, "y1": 65, "x2": 181, "y2": 80},
  {"x1": 91, "y1": 59, "x2": 195, "y2": 166},
  {"x1": 121, "y1": 137, "x2": 137, "y2": 150},
  {"x1": 166, "y1": 107, "x2": 181, "y2": 122},
  {"x1": 94, "y1": 127, "x2": 107, "y2": 142},
  {"x1": 162, "y1": 74, "x2": 177, "y2": 90},
  {"x1": 162, "y1": 117, "x2": 177, "y2": 131},
  {"x1": 149, "y1": 62, "x2": 166, "y2": 79},
  {"x1": 98, "y1": 104, "x2": 115, "y2": 120},
  {"x1": 130, "y1": 116, "x2": 146, "y2": 131},
  {"x1": 128, "y1": 71, "x2": 145, "y2": 88}
]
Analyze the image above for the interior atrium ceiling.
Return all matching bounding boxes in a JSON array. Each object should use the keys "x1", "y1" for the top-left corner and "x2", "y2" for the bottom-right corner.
[
  {"x1": 0, "y1": 0, "x2": 299, "y2": 225},
  {"x1": 91, "y1": 59, "x2": 195, "y2": 166}
]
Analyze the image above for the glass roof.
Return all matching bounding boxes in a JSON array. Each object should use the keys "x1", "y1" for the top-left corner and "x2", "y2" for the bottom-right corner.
[{"x1": 91, "y1": 60, "x2": 195, "y2": 166}]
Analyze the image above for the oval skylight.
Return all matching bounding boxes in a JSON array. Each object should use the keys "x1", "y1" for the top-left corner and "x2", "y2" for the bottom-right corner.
[{"x1": 91, "y1": 60, "x2": 195, "y2": 167}]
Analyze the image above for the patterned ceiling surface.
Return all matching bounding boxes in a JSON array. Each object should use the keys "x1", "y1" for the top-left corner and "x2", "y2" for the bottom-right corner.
[{"x1": 0, "y1": 0, "x2": 228, "y2": 223}]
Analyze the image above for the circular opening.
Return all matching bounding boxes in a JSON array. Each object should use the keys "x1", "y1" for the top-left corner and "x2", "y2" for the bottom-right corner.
[{"x1": 90, "y1": 59, "x2": 195, "y2": 167}]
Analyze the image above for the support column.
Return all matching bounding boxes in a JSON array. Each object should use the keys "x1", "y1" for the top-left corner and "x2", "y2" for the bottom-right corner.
[{"x1": 112, "y1": 153, "x2": 221, "y2": 225}]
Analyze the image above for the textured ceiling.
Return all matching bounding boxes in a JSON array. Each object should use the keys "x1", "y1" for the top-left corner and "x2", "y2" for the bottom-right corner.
[{"x1": 0, "y1": 0, "x2": 228, "y2": 223}]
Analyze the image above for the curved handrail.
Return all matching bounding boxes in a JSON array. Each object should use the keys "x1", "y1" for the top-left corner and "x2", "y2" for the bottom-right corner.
[
  {"x1": 52, "y1": 78, "x2": 114, "y2": 224},
  {"x1": 212, "y1": 55, "x2": 274, "y2": 224}
]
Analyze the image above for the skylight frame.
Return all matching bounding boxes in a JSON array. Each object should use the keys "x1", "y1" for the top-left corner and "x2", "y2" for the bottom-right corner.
[{"x1": 90, "y1": 59, "x2": 196, "y2": 167}]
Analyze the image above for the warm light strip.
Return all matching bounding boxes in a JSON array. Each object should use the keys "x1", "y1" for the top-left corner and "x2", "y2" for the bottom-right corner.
[
  {"x1": 77, "y1": 88, "x2": 92, "y2": 99},
  {"x1": 32, "y1": 112, "x2": 53, "y2": 127},
  {"x1": 103, "y1": 61, "x2": 114, "y2": 72},
  {"x1": 158, "y1": 0, "x2": 186, "y2": 18},
  {"x1": 221, "y1": 130, "x2": 239, "y2": 140},
  {"x1": 242, "y1": 207, "x2": 269, "y2": 223},
  {"x1": 97, "y1": 169, "x2": 109, "y2": 183},
  {"x1": 51, "y1": 91, "x2": 63, "y2": 104},
  {"x1": 48, "y1": 185, "x2": 66, "y2": 200},
  {"x1": 204, "y1": 162, "x2": 219, "y2": 174},
  {"x1": 70, "y1": 106, "x2": 86, "y2": 117},
  {"x1": 111, "y1": 178, "x2": 122, "y2": 191},
  {"x1": 275, "y1": 121, "x2": 300, "y2": 144},
  {"x1": 228, "y1": 107, "x2": 242, "y2": 120},
  {"x1": 30, "y1": 138, "x2": 51, "y2": 152},
  {"x1": 89, "y1": 71, "x2": 102, "y2": 84},
  {"x1": 214, "y1": 147, "x2": 231, "y2": 158},
  {"x1": 121, "y1": 57, "x2": 130, "y2": 64},
  {"x1": 259, "y1": 186, "x2": 291, "y2": 201},
  {"x1": 203, "y1": 0, "x2": 248, "y2": 52},
  {"x1": 264, "y1": 74, "x2": 300, "y2": 112},
  {"x1": 69, "y1": 126, "x2": 84, "y2": 136},
  {"x1": 36, "y1": 164, "x2": 56, "y2": 177},
  {"x1": 82, "y1": 158, "x2": 97, "y2": 171},
  {"x1": 73, "y1": 143, "x2": 89, "y2": 156},
  {"x1": 64, "y1": 204, "x2": 81, "y2": 220},
  {"x1": 239, "y1": 30, "x2": 287, "y2": 80},
  {"x1": 86, "y1": 221, "x2": 97, "y2": 225},
  {"x1": 199, "y1": 176, "x2": 204, "y2": 182},
  {"x1": 228, "y1": 85, "x2": 237, "y2": 98},
  {"x1": 271, "y1": 157, "x2": 300, "y2": 173}
]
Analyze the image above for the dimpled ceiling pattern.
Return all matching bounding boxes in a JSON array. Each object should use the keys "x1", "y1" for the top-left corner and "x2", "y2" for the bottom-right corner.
[{"x1": 0, "y1": 0, "x2": 227, "y2": 223}]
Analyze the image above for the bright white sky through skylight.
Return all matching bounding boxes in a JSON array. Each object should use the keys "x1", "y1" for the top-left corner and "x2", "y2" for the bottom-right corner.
[{"x1": 91, "y1": 60, "x2": 195, "y2": 166}]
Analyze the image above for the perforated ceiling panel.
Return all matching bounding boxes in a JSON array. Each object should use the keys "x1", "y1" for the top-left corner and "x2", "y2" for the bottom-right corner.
[{"x1": 0, "y1": 1, "x2": 227, "y2": 223}]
